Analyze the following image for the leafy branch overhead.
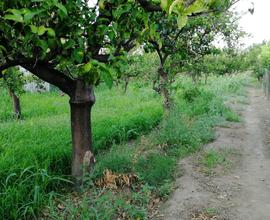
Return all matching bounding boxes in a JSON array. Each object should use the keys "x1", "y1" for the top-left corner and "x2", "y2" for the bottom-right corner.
[{"x1": 1, "y1": 0, "x2": 234, "y2": 87}]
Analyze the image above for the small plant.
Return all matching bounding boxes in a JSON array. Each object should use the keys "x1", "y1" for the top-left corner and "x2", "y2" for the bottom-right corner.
[
  {"x1": 223, "y1": 108, "x2": 241, "y2": 122},
  {"x1": 182, "y1": 87, "x2": 201, "y2": 102},
  {"x1": 135, "y1": 153, "x2": 175, "y2": 187},
  {"x1": 91, "y1": 147, "x2": 134, "y2": 180},
  {"x1": 204, "y1": 207, "x2": 218, "y2": 216},
  {"x1": 202, "y1": 149, "x2": 226, "y2": 169}
]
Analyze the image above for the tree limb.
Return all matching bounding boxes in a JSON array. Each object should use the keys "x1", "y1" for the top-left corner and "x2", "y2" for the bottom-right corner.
[
  {"x1": 137, "y1": 0, "x2": 162, "y2": 12},
  {"x1": 21, "y1": 64, "x2": 75, "y2": 96}
]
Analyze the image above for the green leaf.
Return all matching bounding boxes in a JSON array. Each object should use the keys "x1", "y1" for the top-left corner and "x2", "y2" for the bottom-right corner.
[
  {"x1": 30, "y1": 25, "x2": 38, "y2": 34},
  {"x1": 55, "y1": 3, "x2": 67, "y2": 16},
  {"x1": 47, "y1": 28, "x2": 56, "y2": 37},
  {"x1": 24, "y1": 10, "x2": 44, "y2": 23},
  {"x1": 160, "y1": 0, "x2": 169, "y2": 11},
  {"x1": 24, "y1": 11, "x2": 36, "y2": 22},
  {"x1": 60, "y1": 38, "x2": 66, "y2": 44},
  {"x1": 185, "y1": 0, "x2": 208, "y2": 15},
  {"x1": 37, "y1": 25, "x2": 46, "y2": 36},
  {"x1": 101, "y1": 69, "x2": 113, "y2": 89},
  {"x1": 72, "y1": 49, "x2": 84, "y2": 63},
  {"x1": 37, "y1": 39, "x2": 48, "y2": 52},
  {"x1": 6, "y1": 9, "x2": 21, "y2": 16},
  {"x1": 177, "y1": 15, "x2": 188, "y2": 30},
  {"x1": 0, "y1": 45, "x2": 7, "y2": 53},
  {"x1": 4, "y1": 14, "x2": 23, "y2": 23},
  {"x1": 83, "y1": 62, "x2": 92, "y2": 72},
  {"x1": 169, "y1": 0, "x2": 184, "y2": 15}
]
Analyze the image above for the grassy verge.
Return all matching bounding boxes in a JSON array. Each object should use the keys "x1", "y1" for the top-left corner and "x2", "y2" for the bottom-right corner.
[{"x1": 44, "y1": 74, "x2": 253, "y2": 219}]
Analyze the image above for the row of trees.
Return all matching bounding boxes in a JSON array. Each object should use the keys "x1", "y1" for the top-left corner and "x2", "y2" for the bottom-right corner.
[{"x1": 0, "y1": 0, "x2": 241, "y2": 185}]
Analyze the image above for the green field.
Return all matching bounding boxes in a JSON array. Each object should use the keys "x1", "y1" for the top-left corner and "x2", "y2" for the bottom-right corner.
[
  {"x1": 0, "y1": 85, "x2": 163, "y2": 219},
  {"x1": 0, "y1": 74, "x2": 252, "y2": 219}
]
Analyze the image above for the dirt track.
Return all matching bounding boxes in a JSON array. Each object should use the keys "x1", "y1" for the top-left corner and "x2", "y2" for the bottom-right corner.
[{"x1": 158, "y1": 87, "x2": 270, "y2": 220}]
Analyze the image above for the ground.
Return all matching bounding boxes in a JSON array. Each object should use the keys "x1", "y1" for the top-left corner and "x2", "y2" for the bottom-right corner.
[{"x1": 157, "y1": 87, "x2": 270, "y2": 220}]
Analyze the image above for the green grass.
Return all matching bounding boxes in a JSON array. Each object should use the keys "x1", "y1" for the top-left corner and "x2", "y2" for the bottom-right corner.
[
  {"x1": 0, "y1": 73, "x2": 251, "y2": 219},
  {"x1": 202, "y1": 149, "x2": 226, "y2": 169},
  {"x1": 0, "y1": 85, "x2": 162, "y2": 219},
  {"x1": 65, "y1": 73, "x2": 249, "y2": 219},
  {"x1": 135, "y1": 153, "x2": 176, "y2": 187}
]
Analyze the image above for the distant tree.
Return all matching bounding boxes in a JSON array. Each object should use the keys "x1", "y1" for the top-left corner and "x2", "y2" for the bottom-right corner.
[
  {"x1": 0, "y1": 67, "x2": 25, "y2": 119},
  {"x1": 144, "y1": 5, "x2": 239, "y2": 109}
]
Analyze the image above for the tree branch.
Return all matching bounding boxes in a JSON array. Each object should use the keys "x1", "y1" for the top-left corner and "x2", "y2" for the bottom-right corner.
[
  {"x1": 21, "y1": 64, "x2": 75, "y2": 96},
  {"x1": 137, "y1": 0, "x2": 162, "y2": 12}
]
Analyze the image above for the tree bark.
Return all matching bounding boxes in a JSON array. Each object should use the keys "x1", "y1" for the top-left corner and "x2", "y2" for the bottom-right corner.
[
  {"x1": 69, "y1": 80, "x2": 96, "y2": 185},
  {"x1": 124, "y1": 77, "x2": 129, "y2": 93},
  {"x1": 159, "y1": 67, "x2": 171, "y2": 110},
  {"x1": 9, "y1": 90, "x2": 21, "y2": 120}
]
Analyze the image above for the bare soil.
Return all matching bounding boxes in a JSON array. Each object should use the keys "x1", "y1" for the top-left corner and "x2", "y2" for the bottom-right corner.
[{"x1": 156, "y1": 87, "x2": 270, "y2": 220}]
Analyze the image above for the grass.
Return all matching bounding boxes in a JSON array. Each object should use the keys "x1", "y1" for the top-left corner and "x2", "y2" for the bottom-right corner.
[
  {"x1": 0, "y1": 85, "x2": 162, "y2": 219},
  {"x1": 201, "y1": 149, "x2": 226, "y2": 169},
  {"x1": 0, "y1": 73, "x2": 253, "y2": 219},
  {"x1": 50, "y1": 74, "x2": 250, "y2": 219}
]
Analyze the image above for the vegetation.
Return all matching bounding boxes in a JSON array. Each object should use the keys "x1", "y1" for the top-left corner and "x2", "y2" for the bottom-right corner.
[
  {"x1": 0, "y1": 0, "x2": 260, "y2": 219},
  {"x1": 0, "y1": 72, "x2": 251, "y2": 219},
  {"x1": 0, "y1": 85, "x2": 162, "y2": 219},
  {"x1": 0, "y1": 0, "x2": 238, "y2": 182}
]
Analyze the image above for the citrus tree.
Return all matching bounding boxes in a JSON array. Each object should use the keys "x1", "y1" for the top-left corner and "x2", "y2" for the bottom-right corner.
[
  {"x1": 144, "y1": 5, "x2": 239, "y2": 108},
  {"x1": 0, "y1": 0, "x2": 232, "y2": 183}
]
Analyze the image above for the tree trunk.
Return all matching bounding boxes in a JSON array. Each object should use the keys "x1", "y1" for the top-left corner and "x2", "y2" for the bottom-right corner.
[
  {"x1": 159, "y1": 67, "x2": 170, "y2": 110},
  {"x1": 9, "y1": 90, "x2": 21, "y2": 120},
  {"x1": 124, "y1": 77, "x2": 129, "y2": 93},
  {"x1": 69, "y1": 80, "x2": 96, "y2": 185}
]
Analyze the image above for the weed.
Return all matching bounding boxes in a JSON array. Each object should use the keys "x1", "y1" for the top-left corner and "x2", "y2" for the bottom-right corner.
[
  {"x1": 202, "y1": 149, "x2": 226, "y2": 169},
  {"x1": 135, "y1": 153, "x2": 175, "y2": 187}
]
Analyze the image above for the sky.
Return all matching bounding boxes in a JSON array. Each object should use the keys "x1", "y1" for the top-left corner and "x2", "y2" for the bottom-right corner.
[{"x1": 234, "y1": 0, "x2": 270, "y2": 46}]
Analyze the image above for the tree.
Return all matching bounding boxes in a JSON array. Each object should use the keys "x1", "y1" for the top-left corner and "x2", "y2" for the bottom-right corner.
[
  {"x1": 0, "y1": 0, "x2": 234, "y2": 184},
  {"x1": 144, "y1": 5, "x2": 239, "y2": 109},
  {"x1": 0, "y1": 67, "x2": 25, "y2": 119}
]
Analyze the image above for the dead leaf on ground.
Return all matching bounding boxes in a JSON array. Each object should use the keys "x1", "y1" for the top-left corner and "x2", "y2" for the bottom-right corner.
[{"x1": 95, "y1": 169, "x2": 138, "y2": 189}]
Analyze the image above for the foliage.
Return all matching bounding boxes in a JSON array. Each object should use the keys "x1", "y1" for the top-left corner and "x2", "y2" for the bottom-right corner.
[
  {"x1": 0, "y1": 67, "x2": 25, "y2": 95},
  {"x1": 239, "y1": 42, "x2": 270, "y2": 80},
  {"x1": 0, "y1": 72, "x2": 250, "y2": 219},
  {"x1": 200, "y1": 51, "x2": 246, "y2": 77},
  {"x1": 201, "y1": 149, "x2": 226, "y2": 168}
]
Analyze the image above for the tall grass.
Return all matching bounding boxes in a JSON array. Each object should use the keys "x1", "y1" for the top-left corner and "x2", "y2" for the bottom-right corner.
[
  {"x1": 46, "y1": 74, "x2": 251, "y2": 220},
  {"x1": 0, "y1": 85, "x2": 162, "y2": 219},
  {"x1": 0, "y1": 73, "x2": 252, "y2": 219}
]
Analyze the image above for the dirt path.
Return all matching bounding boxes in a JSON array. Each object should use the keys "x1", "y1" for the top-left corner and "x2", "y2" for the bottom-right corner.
[{"x1": 157, "y1": 87, "x2": 270, "y2": 220}]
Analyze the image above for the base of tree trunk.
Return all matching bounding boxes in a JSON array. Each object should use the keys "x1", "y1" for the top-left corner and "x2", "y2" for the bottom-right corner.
[{"x1": 69, "y1": 80, "x2": 96, "y2": 187}]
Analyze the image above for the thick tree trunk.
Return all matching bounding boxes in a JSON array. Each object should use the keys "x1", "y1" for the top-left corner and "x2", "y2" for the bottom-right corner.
[
  {"x1": 69, "y1": 80, "x2": 96, "y2": 184},
  {"x1": 9, "y1": 90, "x2": 21, "y2": 120}
]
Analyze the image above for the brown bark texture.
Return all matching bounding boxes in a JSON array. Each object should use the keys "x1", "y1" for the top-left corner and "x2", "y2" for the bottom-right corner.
[{"x1": 9, "y1": 90, "x2": 21, "y2": 120}]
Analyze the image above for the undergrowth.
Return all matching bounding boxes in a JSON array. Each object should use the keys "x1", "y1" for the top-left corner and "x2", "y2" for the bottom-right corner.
[
  {"x1": 0, "y1": 74, "x2": 252, "y2": 219},
  {"x1": 0, "y1": 86, "x2": 162, "y2": 219},
  {"x1": 44, "y1": 74, "x2": 251, "y2": 219}
]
